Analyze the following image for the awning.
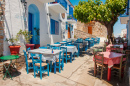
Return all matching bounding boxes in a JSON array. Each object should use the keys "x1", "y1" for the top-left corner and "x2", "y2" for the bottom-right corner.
[
  {"x1": 48, "y1": 3, "x2": 67, "y2": 13},
  {"x1": 38, "y1": 0, "x2": 54, "y2": 3},
  {"x1": 120, "y1": 15, "x2": 129, "y2": 24}
]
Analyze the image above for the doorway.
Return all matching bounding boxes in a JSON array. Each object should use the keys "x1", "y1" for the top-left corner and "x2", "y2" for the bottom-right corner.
[
  {"x1": 68, "y1": 27, "x2": 71, "y2": 38},
  {"x1": 28, "y1": 13, "x2": 33, "y2": 44},
  {"x1": 88, "y1": 26, "x2": 92, "y2": 34},
  {"x1": 28, "y1": 4, "x2": 40, "y2": 44}
]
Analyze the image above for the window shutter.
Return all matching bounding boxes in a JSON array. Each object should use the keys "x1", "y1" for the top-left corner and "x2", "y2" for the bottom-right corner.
[
  {"x1": 51, "y1": 19, "x2": 55, "y2": 34},
  {"x1": 55, "y1": 21, "x2": 59, "y2": 35}
]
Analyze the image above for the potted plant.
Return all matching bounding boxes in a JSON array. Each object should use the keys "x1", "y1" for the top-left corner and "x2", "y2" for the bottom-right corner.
[
  {"x1": 16, "y1": 29, "x2": 34, "y2": 50},
  {"x1": 34, "y1": 27, "x2": 40, "y2": 49},
  {"x1": 6, "y1": 37, "x2": 21, "y2": 55}
]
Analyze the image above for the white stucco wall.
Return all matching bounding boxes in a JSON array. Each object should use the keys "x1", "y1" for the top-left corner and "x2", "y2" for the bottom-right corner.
[
  {"x1": 4, "y1": 0, "x2": 25, "y2": 55},
  {"x1": 4, "y1": 0, "x2": 71, "y2": 55}
]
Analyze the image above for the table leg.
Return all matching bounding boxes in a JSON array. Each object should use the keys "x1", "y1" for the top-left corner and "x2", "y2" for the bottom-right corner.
[
  {"x1": 107, "y1": 68, "x2": 111, "y2": 81},
  {"x1": 54, "y1": 62, "x2": 56, "y2": 74},
  {"x1": 85, "y1": 46, "x2": 88, "y2": 51},
  {"x1": 3, "y1": 60, "x2": 12, "y2": 80}
]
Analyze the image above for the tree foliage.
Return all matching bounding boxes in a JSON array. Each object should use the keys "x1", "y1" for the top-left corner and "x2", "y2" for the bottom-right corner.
[{"x1": 74, "y1": 0, "x2": 127, "y2": 26}]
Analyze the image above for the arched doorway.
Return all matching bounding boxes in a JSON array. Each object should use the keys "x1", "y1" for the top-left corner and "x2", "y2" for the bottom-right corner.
[{"x1": 28, "y1": 4, "x2": 40, "y2": 44}]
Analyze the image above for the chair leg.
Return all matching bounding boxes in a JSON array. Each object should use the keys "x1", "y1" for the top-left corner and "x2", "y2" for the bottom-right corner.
[
  {"x1": 59, "y1": 65, "x2": 61, "y2": 73},
  {"x1": 50, "y1": 61, "x2": 52, "y2": 72},
  {"x1": 40, "y1": 71, "x2": 42, "y2": 80},
  {"x1": 34, "y1": 67, "x2": 36, "y2": 78},
  {"x1": 94, "y1": 64, "x2": 97, "y2": 77},
  {"x1": 100, "y1": 66, "x2": 103, "y2": 80},
  {"x1": 47, "y1": 64, "x2": 49, "y2": 76},
  {"x1": 26, "y1": 64, "x2": 29, "y2": 74},
  {"x1": 119, "y1": 69, "x2": 121, "y2": 82},
  {"x1": 66, "y1": 57, "x2": 67, "y2": 64}
]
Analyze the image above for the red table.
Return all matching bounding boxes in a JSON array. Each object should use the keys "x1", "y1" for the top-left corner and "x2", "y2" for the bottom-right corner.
[
  {"x1": 94, "y1": 52, "x2": 125, "y2": 81},
  {"x1": 106, "y1": 44, "x2": 123, "y2": 52}
]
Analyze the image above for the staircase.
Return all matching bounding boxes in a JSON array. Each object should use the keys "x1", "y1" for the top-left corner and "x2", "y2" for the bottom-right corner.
[{"x1": 74, "y1": 29, "x2": 96, "y2": 39}]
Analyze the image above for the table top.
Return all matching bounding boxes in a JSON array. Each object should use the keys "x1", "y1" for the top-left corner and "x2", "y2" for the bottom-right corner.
[
  {"x1": 98, "y1": 52, "x2": 124, "y2": 59},
  {"x1": 50, "y1": 44, "x2": 61, "y2": 47},
  {"x1": 28, "y1": 49, "x2": 61, "y2": 55},
  {"x1": 60, "y1": 42, "x2": 66, "y2": 44},
  {"x1": 106, "y1": 44, "x2": 123, "y2": 48},
  {"x1": 61, "y1": 46, "x2": 75, "y2": 48},
  {"x1": 0, "y1": 55, "x2": 19, "y2": 60}
]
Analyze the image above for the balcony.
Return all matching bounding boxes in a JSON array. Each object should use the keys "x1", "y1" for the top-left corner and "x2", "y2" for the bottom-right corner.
[
  {"x1": 38, "y1": 0, "x2": 54, "y2": 3},
  {"x1": 67, "y1": 14, "x2": 77, "y2": 24},
  {"x1": 48, "y1": 0, "x2": 67, "y2": 13},
  {"x1": 48, "y1": 3, "x2": 67, "y2": 13},
  {"x1": 120, "y1": 0, "x2": 129, "y2": 24},
  {"x1": 120, "y1": 9, "x2": 129, "y2": 24},
  {"x1": 120, "y1": 15, "x2": 129, "y2": 24}
]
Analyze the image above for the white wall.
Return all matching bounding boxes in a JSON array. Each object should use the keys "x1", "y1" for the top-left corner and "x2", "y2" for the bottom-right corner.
[
  {"x1": 4, "y1": 0, "x2": 69, "y2": 55},
  {"x1": 4, "y1": 0, "x2": 25, "y2": 55}
]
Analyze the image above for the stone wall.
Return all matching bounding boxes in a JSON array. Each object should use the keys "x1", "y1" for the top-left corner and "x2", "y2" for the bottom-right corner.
[
  {"x1": 0, "y1": 0, "x2": 5, "y2": 56},
  {"x1": 76, "y1": 21, "x2": 107, "y2": 38},
  {"x1": 74, "y1": 29, "x2": 96, "y2": 39}
]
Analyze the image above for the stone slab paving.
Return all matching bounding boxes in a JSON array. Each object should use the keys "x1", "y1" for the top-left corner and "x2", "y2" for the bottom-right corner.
[{"x1": 0, "y1": 42, "x2": 129, "y2": 86}]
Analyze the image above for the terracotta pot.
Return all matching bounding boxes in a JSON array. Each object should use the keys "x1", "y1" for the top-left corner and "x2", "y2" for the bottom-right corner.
[
  {"x1": 26, "y1": 44, "x2": 35, "y2": 50},
  {"x1": 52, "y1": 2, "x2": 57, "y2": 4},
  {"x1": 9, "y1": 45, "x2": 21, "y2": 55},
  {"x1": 35, "y1": 44, "x2": 40, "y2": 49}
]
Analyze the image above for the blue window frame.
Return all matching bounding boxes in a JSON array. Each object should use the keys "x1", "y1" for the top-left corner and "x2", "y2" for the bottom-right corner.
[{"x1": 50, "y1": 19, "x2": 59, "y2": 35}]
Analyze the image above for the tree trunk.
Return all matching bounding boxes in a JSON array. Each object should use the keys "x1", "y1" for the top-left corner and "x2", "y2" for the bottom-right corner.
[{"x1": 106, "y1": 25, "x2": 114, "y2": 44}]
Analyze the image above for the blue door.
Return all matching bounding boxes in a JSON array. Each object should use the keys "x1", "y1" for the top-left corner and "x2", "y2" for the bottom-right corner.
[{"x1": 28, "y1": 13, "x2": 33, "y2": 44}]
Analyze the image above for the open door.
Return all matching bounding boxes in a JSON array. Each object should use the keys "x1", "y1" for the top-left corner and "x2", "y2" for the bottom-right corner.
[
  {"x1": 88, "y1": 26, "x2": 92, "y2": 34},
  {"x1": 68, "y1": 27, "x2": 71, "y2": 38},
  {"x1": 28, "y1": 13, "x2": 33, "y2": 44}
]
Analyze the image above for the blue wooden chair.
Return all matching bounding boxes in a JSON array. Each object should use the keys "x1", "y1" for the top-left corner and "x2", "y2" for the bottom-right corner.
[
  {"x1": 60, "y1": 47, "x2": 67, "y2": 64},
  {"x1": 51, "y1": 46, "x2": 60, "y2": 50},
  {"x1": 54, "y1": 42, "x2": 60, "y2": 44},
  {"x1": 62, "y1": 41, "x2": 67, "y2": 42},
  {"x1": 73, "y1": 43, "x2": 80, "y2": 57},
  {"x1": 31, "y1": 53, "x2": 49, "y2": 80},
  {"x1": 39, "y1": 46, "x2": 48, "y2": 49},
  {"x1": 27, "y1": 47, "x2": 31, "y2": 51},
  {"x1": 66, "y1": 45, "x2": 75, "y2": 62},
  {"x1": 47, "y1": 44, "x2": 51, "y2": 49},
  {"x1": 23, "y1": 50, "x2": 33, "y2": 74},
  {"x1": 50, "y1": 51, "x2": 64, "y2": 73}
]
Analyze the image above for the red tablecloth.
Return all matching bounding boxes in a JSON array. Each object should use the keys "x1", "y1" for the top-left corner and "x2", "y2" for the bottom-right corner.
[
  {"x1": 93, "y1": 52, "x2": 125, "y2": 81},
  {"x1": 106, "y1": 44, "x2": 123, "y2": 52},
  {"x1": 95, "y1": 52, "x2": 125, "y2": 68}
]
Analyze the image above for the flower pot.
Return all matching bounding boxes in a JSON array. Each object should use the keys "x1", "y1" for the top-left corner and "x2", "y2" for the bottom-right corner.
[
  {"x1": 9, "y1": 45, "x2": 21, "y2": 55},
  {"x1": 35, "y1": 44, "x2": 40, "y2": 49},
  {"x1": 52, "y1": 2, "x2": 57, "y2": 4},
  {"x1": 26, "y1": 44, "x2": 35, "y2": 50}
]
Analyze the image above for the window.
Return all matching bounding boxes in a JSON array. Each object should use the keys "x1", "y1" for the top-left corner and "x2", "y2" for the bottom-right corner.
[{"x1": 50, "y1": 19, "x2": 59, "y2": 35}]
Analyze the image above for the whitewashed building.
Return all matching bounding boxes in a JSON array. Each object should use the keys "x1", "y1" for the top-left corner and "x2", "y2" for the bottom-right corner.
[
  {"x1": 1, "y1": 0, "x2": 77, "y2": 55},
  {"x1": 121, "y1": 29, "x2": 127, "y2": 38},
  {"x1": 120, "y1": 0, "x2": 129, "y2": 44}
]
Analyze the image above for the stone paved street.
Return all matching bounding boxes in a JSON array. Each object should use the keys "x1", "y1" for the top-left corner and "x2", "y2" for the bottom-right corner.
[{"x1": 0, "y1": 42, "x2": 129, "y2": 86}]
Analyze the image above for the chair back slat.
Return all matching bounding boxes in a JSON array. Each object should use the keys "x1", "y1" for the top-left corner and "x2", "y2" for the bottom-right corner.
[
  {"x1": 119, "y1": 55, "x2": 128, "y2": 71},
  {"x1": 23, "y1": 50, "x2": 28, "y2": 65},
  {"x1": 94, "y1": 53, "x2": 104, "y2": 65},
  {"x1": 93, "y1": 48, "x2": 103, "y2": 55},
  {"x1": 39, "y1": 46, "x2": 47, "y2": 49}
]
